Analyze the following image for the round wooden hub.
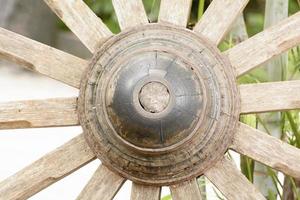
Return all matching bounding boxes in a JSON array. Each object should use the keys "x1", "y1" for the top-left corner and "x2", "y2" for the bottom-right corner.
[
  {"x1": 139, "y1": 82, "x2": 170, "y2": 113},
  {"x1": 79, "y1": 24, "x2": 240, "y2": 185}
]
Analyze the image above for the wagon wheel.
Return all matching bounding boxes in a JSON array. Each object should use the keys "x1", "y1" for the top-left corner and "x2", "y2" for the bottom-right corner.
[{"x1": 0, "y1": 0, "x2": 300, "y2": 199}]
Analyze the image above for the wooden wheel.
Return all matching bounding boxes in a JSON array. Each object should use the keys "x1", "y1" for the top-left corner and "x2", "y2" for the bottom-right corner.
[{"x1": 0, "y1": 0, "x2": 300, "y2": 199}]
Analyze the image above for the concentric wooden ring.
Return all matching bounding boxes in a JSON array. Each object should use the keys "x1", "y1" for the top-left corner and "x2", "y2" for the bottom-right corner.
[{"x1": 79, "y1": 24, "x2": 240, "y2": 185}]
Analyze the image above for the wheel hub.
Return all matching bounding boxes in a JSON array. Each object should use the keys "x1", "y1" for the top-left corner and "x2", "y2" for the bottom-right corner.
[
  {"x1": 138, "y1": 81, "x2": 170, "y2": 114},
  {"x1": 79, "y1": 24, "x2": 240, "y2": 185}
]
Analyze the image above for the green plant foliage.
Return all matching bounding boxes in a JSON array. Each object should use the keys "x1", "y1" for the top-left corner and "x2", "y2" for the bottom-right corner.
[
  {"x1": 289, "y1": 0, "x2": 300, "y2": 14},
  {"x1": 143, "y1": 0, "x2": 160, "y2": 22},
  {"x1": 161, "y1": 195, "x2": 172, "y2": 200},
  {"x1": 240, "y1": 116, "x2": 255, "y2": 183},
  {"x1": 84, "y1": 0, "x2": 120, "y2": 33}
]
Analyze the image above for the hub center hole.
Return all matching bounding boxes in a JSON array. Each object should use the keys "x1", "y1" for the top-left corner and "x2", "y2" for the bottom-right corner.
[{"x1": 139, "y1": 82, "x2": 170, "y2": 113}]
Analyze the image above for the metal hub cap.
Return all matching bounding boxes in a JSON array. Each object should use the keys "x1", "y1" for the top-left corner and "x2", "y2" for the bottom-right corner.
[
  {"x1": 107, "y1": 51, "x2": 203, "y2": 149},
  {"x1": 79, "y1": 24, "x2": 240, "y2": 185}
]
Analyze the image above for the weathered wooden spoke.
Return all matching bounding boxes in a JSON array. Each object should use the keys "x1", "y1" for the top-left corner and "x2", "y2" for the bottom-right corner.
[
  {"x1": 170, "y1": 178, "x2": 202, "y2": 200},
  {"x1": 1, "y1": 0, "x2": 300, "y2": 198},
  {"x1": 0, "y1": 27, "x2": 87, "y2": 88},
  {"x1": 43, "y1": 0, "x2": 112, "y2": 53},
  {"x1": 130, "y1": 183, "x2": 161, "y2": 200},
  {"x1": 205, "y1": 157, "x2": 265, "y2": 200},
  {"x1": 112, "y1": 0, "x2": 148, "y2": 30},
  {"x1": 226, "y1": 12, "x2": 300, "y2": 76},
  {"x1": 0, "y1": 134, "x2": 95, "y2": 200},
  {"x1": 77, "y1": 165, "x2": 125, "y2": 200},
  {"x1": 231, "y1": 123, "x2": 300, "y2": 179},
  {"x1": 158, "y1": 0, "x2": 192, "y2": 27},
  {"x1": 240, "y1": 80, "x2": 300, "y2": 114},
  {"x1": 0, "y1": 97, "x2": 79, "y2": 130},
  {"x1": 194, "y1": 0, "x2": 249, "y2": 44}
]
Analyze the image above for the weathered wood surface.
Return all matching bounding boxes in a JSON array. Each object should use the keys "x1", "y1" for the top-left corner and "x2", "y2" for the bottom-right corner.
[
  {"x1": 80, "y1": 24, "x2": 239, "y2": 185},
  {"x1": 0, "y1": 27, "x2": 87, "y2": 88},
  {"x1": 226, "y1": 12, "x2": 300, "y2": 76},
  {"x1": 194, "y1": 0, "x2": 249, "y2": 44},
  {"x1": 0, "y1": 97, "x2": 79, "y2": 130},
  {"x1": 170, "y1": 178, "x2": 202, "y2": 200},
  {"x1": 231, "y1": 123, "x2": 300, "y2": 179},
  {"x1": 205, "y1": 157, "x2": 265, "y2": 200},
  {"x1": 43, "y1": 0, "x2": 112, "y2": 53},
  {"x1": 112, "y1": 0, "x2": 148, "y2": 30},
  {"x1": 158, "y1": 0, "x2": 192, "y2": 27},
  {"x1": 139, "y1": 82, "x2": 170, "y2": 113},
  {"x1": 240, "y1": 80, "x2": 300, "y2": 113},
  {"x1": 130, "y1": 183, "x2": 161, "y2": 200},
  {"x1": 77, "y1": 165, "x2": 125, "y2": 200},
  {"x1": 0, "y1": 134, "x2": 95, "y2": 200}
]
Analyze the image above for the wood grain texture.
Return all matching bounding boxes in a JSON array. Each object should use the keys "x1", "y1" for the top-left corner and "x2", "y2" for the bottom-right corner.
[
  {"x1": 170, "y1": 178, "x2": 202, "y2": 200},
  {"x1": 158, "y1": 0, "x2": 192, "y2": 27},
  {"x1": 0, "y1": 97, "x2": 79, "y2": 129},
  {"x1": 77, "y1": 165, "x2": 125, "y2": 200},
  {"x1": 0, "y1": 27, "x2": 87, "y2": 88},
  {"x1": 226, "y1": 12, "x2": 300, "y2": 76},
  {"x1": 240, "y1": 80, "x2": 300, "y2": 113},
  {"x1": 43, "y1": 0, "x2": 112, "y2": 53},
  {"x1": 0, "y1": 134, "x2": 95, "y2": 200},
  {"x1": 130, "y1": 183, "x2": 161, "y2": 200},
  {"x1": 205, "y1": 157, "x2": 265, "y2": 200},
  {"x1": 112, "y1": 0, "x2": 148, "y2": 30},
  {"x1": 194, "y1": 0, "x2": 249, "y2": 44},
  {"x1": 231, "y1": 123, "x2": 300, "y2": 179},
  {"x1": 79, "y1": 24, "x2": 240, "y2": 185}
]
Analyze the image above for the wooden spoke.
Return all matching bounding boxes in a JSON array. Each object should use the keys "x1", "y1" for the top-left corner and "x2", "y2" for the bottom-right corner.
[
  {"x1": 0, "y1": 134, "x2": 95, "y2": 200},
  {"x1": 231, "y1": 123, "x2": 300, "y2": 179},
  {"x1": 0, "y1": 27, "x2": 87, "y2": 88},
  {"x1": 205, "y1": 157, "x2": 265, "y2": 200},
  {"x1": 0, "y1": 97, "x2": 79, "y2": 130},
  {"x1": 170, "y1": 178, "x2": 202, "y2": 200},
  {"x1": 194, "y1": 0, "x2": 249, "y2": 44},
  {"x1": 130, "y1": 183, "x2": 161, "y2": 200},
  {"x1": 112, "y1": 0, "x2": 148, "y2": 30},
  {"x1": 158, "y1": 0, "x2": 192, "y2": 27},
  {"x1": 226, "y1": 12, "x2": 300, "y2": 76},
  {"x1": 77, "y1": 165, "x2": 125, "y2": 200},
  {"x1": 240, "y1": 80, "x2": 300, "y2": 114},
  {"x1": 43, "y1": 0, "x2": 112, "y2": 53}
]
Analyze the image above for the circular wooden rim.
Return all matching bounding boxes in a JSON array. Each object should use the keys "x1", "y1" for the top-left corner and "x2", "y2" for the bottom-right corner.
[{"x1": 78, "y1": 23, "x2": 241, "y2": 186}]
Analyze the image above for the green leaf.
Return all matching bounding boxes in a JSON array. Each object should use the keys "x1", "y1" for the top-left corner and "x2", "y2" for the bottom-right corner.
[{"x1": 161, "y1": 195, "x2": 172, "y2": 200}]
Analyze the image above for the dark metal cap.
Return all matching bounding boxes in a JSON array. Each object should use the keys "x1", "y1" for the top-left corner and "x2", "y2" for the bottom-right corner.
[{"x1": 107, "y1": 51, "x2": 203, "y2": 149}]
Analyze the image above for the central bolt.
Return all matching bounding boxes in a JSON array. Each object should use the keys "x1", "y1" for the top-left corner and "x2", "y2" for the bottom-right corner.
[{"x1": 138, "y1": 82, "x2": 170, "y2": 113}]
